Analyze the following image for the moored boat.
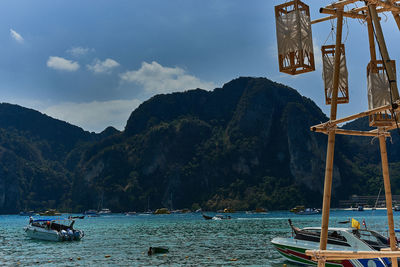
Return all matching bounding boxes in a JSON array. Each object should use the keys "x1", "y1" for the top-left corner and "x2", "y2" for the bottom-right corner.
[
  {"x1": 98, "y1": 208, "x2": 111, "y2": 215},
  {"x1": 202, "y1": 214, "x2": 213, "y2": 220},
  {"x1": 24, "y1": 218, "x2": 84, "y2": 242},
  {"x1": 83, "y1": 210, "x2": 99, "y2": 217},
  {"x1": 294, "y1": 207, "x2": 321, "y2": 215},
  {"x1": 271, "y1": 219, "x2": 391, "y2": 266},
  {"x1": 290, "y1": 205, "x2": 305, "y2": 213},
  {"x1": 153, "y1": 208, "x2": 170, "y2": 214},
  {"x1": 19, "y1": 211, "x2": 38, "y2": 216},
  {"x1": 39, "y1": 209, "x2": 61, "y2": 216}
]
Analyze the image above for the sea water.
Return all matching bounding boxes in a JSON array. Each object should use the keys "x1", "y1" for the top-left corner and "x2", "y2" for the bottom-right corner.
[{"x1": 0, "y1": 210, "x2": 396, "y2": 266}]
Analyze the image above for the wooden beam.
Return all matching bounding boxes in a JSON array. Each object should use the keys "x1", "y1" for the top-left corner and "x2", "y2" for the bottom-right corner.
[
  {"x1": 311, "y1": 128, "x2": 390, "y2": 137},
  {"x1": 311, "y1": 101, "x2": 400, "y2": 130},
  {"x1": 367, "y1": 15, "x2": 377, "y2": 61},
  {"x1": 370, "y1": 121, "x2": 400, "y2": 132},
  {"x1": 305, "y1": 249, "x2": 400, "y2": 260},
  {"x1": 311, "y1": 16, "x2": 336, "y2": 25},
  {"x1": 351, "y1": 6, "x2": 396, "y2": 13},
  {"x1": 368, "y1": 4, "x2": 400, "y2": 100},
  {"x1": 392, "y1": 12, "x2": 400, "y2": 31},
  {"x1": 366, "y1": 0, "x2": 400, "y2": 13},
  {"x1": 318, "y1": 9, "x2": 344, "y2": 267},
  {"x1": 320, "y1": 8, "x2": 367, "y2": 19},
  {"x1": 326, "y1": 0, "x2": 359, "y2": 9}
]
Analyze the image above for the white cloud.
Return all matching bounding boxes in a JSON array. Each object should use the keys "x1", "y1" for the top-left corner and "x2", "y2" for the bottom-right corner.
[
  {"x1": 47, "y1": 56, "x2": 80, "y2": 71},
  {"x1": 120, "y1": 61, "x2": 217, "y2": 94},
  {"x1": 42, "y1": 99, "x2": 141, "y2": 132},
  {"x1": 10, "y1": 29, "x2": 24, "y2": 43},
  {"x1": 67, "y1": 46, "x2": 92, "y2": 57},
  {"x1": 87, "y1": 58, "x2": 120, "y2": 74}
]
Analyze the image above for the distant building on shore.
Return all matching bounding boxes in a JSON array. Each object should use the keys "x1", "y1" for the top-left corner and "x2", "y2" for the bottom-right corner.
[{"x1": 339, "y1": 194, "x2": 400, "y2": 208}]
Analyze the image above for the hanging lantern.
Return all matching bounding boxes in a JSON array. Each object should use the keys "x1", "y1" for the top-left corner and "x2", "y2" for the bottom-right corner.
[
  {"x1": 275, "y1": 0, "x2": 315, "y2": 75},
  {"x1": 367, "y1": 60, "x2": 396, "y2": 127},
  {"x1": 321, "y1": 44, "x2": 349, "y2": 105}
]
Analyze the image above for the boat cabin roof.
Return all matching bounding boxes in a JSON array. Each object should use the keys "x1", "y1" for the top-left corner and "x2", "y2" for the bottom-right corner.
[{"x1": 302, "y1": 227, "x2": 352, "y2": 232}]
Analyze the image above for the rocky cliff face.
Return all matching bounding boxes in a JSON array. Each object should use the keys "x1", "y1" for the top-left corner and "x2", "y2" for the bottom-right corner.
[
  {"x1": 75, "y1": 77, "x2": 347, "y2": 211},
  {"x1": 0, "y1": 77, "x2": 390, "y2": 213}
]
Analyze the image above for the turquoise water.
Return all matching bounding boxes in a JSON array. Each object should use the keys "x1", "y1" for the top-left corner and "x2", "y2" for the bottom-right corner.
[{"x1": 0, "y1": 210, "x2": 397, "y2": 266}]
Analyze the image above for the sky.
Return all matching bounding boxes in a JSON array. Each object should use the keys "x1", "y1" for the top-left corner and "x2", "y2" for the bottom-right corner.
[{"x1": 1, "y1": 0, "x2": 399, "y2": 133}]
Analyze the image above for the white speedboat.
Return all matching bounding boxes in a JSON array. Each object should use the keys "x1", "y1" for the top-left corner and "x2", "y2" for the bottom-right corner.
[
  {"x1": 24, "y1": 218, "x2": 84, "y2": 242},
  {"x1": 271, "y1": 219, "x2": 392, "y2": 266},
  {"x1": 98, "y1": 208, "x2": 111, "y2": 215}
]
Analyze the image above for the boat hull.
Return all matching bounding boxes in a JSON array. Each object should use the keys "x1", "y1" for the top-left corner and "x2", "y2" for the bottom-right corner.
[
  {"x1": 271, "y1": 238, "x2": 389, "y2": 267},
  {"x1": 25, "y1": 226, "x2": 62, "y2": 241},
  {"x1": 24, "y1": 225, "x2": 84, "y2": 242}
]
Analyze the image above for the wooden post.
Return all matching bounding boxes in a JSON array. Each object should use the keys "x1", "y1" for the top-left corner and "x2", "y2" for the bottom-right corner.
[
  {"x1": 392, "y1": 12, "x2": 400, "y2": 31},
  {"x1": 368, "y1": 4, "x2": 399, "y2": 100},
  {"x1": 379, "y1": 133, "x2": 398, "y2": 267},
  {"x1": 367, "y1": 16, "x2": 376, "y2": 61},
  {"x1": 318, "y1": 9, "x2": 343, "y2": 267}
]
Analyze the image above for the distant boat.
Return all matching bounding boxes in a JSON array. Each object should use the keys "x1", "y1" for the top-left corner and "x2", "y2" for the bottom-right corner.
[
  {"x1": 212, "y1": 215, "x2": 232, "y2": 220},
  {"x1": 290, "y1": 205, "x2": 305, "y2": 213},
  {"x1": 125, "y1": 211, "x2": 137, "y2": 216},
  {"x1": 153, "y1": 208, "x2": 170, "y2": 215},
  {"x1": 202, "y1": 214, "x2": 213, "y2": 220},
  {"x1": 202, "y1": 214, "x2": 231, "y2": 220},
  {"x1": 24, "y1": 218, "x2": 84, "y2": 242},
  {"x1": 395, "y1": 205, "x2": 400, "y2": 211},
  {"x1": 294, "y1": 208, "x2": 321, "y2": 215},
  {"x1": 358, "y1": 205, "x2": 364, "y2": 211},
  {"x1": 83, "y1": 210, "x2": 99, "y2": 217},
  {"x1": 98, "y1": 208, "x2": 111, "y2": 215},
  {"x1": 39, "y1": 209, "x2": 61, "y2": 216},
  {"x1": 223, "y1": 208, "x2": 235, "y2": 213},
  {"x1": 19, "y1": 211, "x2": 37, "y2": 216},
  {"x1": 68, "y1": 215, "x2": 84, "y2": 219}
]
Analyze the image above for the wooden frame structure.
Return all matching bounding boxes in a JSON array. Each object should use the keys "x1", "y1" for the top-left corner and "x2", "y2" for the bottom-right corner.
[
  {"x1": 275, "y1": 0, "x2": 315, "y2": 75},
  {"x1": 367, "y1": 60, "x2": 397, "y2": 126},
  {"x1": 321, "y1": 44, "x2": 349, "y2": 105},
  {"x1": 275, "y1": 0, "x2": 400, "y2": 266}
]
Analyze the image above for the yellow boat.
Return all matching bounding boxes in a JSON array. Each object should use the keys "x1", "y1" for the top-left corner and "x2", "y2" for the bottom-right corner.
[
  {"x1": 153, "y1": 208, "x2": 170, "y2": 214},
  {"x1": 39, "y1": 209, "x2": 62, "y2": 216}
]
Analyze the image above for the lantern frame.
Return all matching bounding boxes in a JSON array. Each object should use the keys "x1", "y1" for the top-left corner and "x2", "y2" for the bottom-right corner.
[
  {"x1": 321, "y1": 44, "x2": 349, "y2": 105},
  {"x1": 367, "y1": 60, "x2": 397, "y2": 127},
  {"x1": 275, "y1": 0, "x2": 315, "y2": 75}
]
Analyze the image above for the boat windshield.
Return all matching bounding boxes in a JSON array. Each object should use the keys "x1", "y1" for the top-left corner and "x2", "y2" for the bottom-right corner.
[
  {"x1": 356, "y1": 229, "x2": 388, "y2": 250},
  {"x1": 294, "y1": 228, "x2": 350, "y2": 247}
]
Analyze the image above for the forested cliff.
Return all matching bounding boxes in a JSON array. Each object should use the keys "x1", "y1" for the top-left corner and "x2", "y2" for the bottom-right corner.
[{"x1": 0, "y1": 77, "x2": 397, "y2": 213}]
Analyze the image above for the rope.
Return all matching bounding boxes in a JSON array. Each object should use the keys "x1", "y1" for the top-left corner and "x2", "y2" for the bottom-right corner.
[
  {"x1": 324, "y1": 19, "x2": 336, "y2": 45},
  {"x1": 325, "y1": 121, "x2": 337, "y2": 133}
]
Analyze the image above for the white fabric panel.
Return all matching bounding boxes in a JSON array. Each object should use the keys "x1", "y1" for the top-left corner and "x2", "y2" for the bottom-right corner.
[
  {"x1": 322, "y1": 53, "x2": 348, "y2": 98},
  {"x1": 367, "y1": 72, "x2": 391, "y2": 110},
  {"x1": 276, "y1": 10, "x2": 313, "y2": 56}
]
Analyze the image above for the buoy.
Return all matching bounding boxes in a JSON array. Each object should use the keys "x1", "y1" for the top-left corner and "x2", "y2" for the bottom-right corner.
[
  {"x1": 230, "y1": 258, "x2": 238, "y2": 261},
  {"x1": 163, "y1": 254, "x2": 167, "y2": 257},
  {"x1": 283, "y1": 264, "x2": 287, "y2": 267},
  {"x1": 185, "y1": 256, "x2": 189, "y2": 259},
  {"x1": 69, "y1": 258, "x2": 73, "y2": 261},
  {"x1": 77, "y1": 257, "x2": 81, "y2": 260},
  {"x1": 105, "y1": 255, "x2": 111, "y2": 258}
]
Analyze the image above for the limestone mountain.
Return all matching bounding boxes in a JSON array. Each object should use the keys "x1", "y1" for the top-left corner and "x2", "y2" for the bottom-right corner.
[{"x1": 0, "y1": 77, "x2": 396, "y2": 213}]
